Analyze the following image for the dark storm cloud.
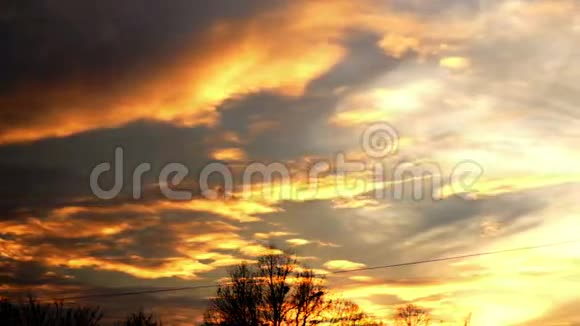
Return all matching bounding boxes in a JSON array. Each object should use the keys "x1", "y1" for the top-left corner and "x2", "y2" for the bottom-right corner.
[
  {"x1": 0, "y1": 120, "x2": 213, "y2": 218},
  {"x1": 0, "y1": 164, "x2": 83, "y2": 218},
  {"x1": 0, "y1": 259, "x2": 74, "y2": 287},
  {"x1": 0, "y1": 0, "x2": 293, "y2": 143},
  {"x1": 0, "y1": 0, "x2": 284, "y2": 91}
]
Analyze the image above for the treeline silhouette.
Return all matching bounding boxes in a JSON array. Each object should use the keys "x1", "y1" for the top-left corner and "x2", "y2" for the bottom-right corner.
[
  {"x1": 0, "y1": 297, "x2": 162, "y2": 326},
  {"x1": 1, "y1": 249, "x2": 472, "y2": 325},
  {"x1": 202, "y1": 249, "x2": 471, "y2": 326}
]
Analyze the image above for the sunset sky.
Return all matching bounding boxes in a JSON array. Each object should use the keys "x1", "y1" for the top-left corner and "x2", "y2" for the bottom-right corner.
[{"x1": 1, "y1": 1, "x2": 580, "y2": 325}]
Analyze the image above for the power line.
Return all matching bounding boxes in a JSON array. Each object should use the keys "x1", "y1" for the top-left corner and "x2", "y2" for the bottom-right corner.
[
  {"x1": 54, "y1": 284, "x2": 219, "y2": 301},
  {"x1": 328, "y1": 239, "x2": 580, "y2": 274},
  {"x1": 26, "y1": 238, "x2": 580, "y2": 303}
]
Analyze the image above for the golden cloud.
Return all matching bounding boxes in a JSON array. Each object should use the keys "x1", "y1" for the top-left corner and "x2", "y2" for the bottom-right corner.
[
  {"x1": 439, "y1": 56, "x2": 471, "y2": 70},
  {"x1": 323, "y1": 259, "x2": 366, "y2": 271}
]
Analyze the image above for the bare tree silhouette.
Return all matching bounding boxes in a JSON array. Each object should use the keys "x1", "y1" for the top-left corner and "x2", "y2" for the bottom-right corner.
[
  {"x1": 205, "y1": 262, "x2": 263, "y2": 326},
  {"x1": 325, "y1": 299, "x2": 382, "y2": 326},
  {"x1": 288, "y1": 270, "x2": 326, "y2": 326},
  {"x1": 0, "y1": 296, "x2": 102, "y2": 326},
  {"x1": 257, "y1": 251, "x2": 296, "y2": 326},
  {"x1": 394, "y1": 304, "x2": 431, "y2": 326},
  {"x1": 202, "y1": 249, "x2": 381, "y2": 326},
  {"x1": 462, "y1": 313, "x2": 472, "y2": 326},
  {"x1": 115, "y1": 309, "x2": 162, "y2": 326}
]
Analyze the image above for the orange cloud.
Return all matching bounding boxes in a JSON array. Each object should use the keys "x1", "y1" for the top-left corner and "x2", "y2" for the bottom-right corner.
[
  {"x1": 42, "y1": 198, "x2": 279, "y2": 223},
  {"x1": 211, "y1": 147, "x2": 247, "y2": 161},
  {"x1": 0, "y1": 203, "x2": 282, "y2": 280},
  {"x1": 0, "y1": 1, "x2": 351, "y2": 144},
  {"x1": 0, "y1": 214, "x2": 159, "y2": 239},
  {"x1": 50, "y1": 256, "x2": 213, "y2": 280},
  {"x1": 0, "y1": 0, "x2": 476, "y2": 144}
]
